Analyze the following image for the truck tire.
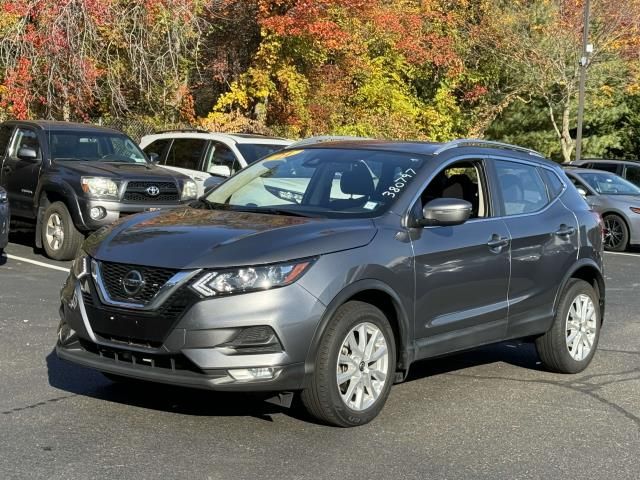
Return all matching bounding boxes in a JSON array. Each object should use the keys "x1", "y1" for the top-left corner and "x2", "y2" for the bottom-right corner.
[{"x1": 41, "y1": 201, "x2": 84, "y2": 261}]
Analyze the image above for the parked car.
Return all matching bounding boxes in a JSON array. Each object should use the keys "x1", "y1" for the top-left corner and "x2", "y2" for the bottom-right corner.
[
  {"x1": 563, "y1": 167, "x2": 640, "y2": 251},
  {"x1": 57, "y1": 139, "x2": 604, "y2": 427},
  {"x1": 139, "y1": 130, "x2": 292, "y2": 196},
  {"x1": 0, "y1": 187, "x2": 9, "y2": 255},
  {"x1": 0, "y1": 120, "x2": 197, "y2": 261},
  {"x1": 570, "y1": 159, "x2": 640, "y2": 187}
]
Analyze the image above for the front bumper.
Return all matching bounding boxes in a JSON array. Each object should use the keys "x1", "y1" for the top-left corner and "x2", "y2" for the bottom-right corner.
[
  {"x1": 76, "y1": 197, "x2": 190, "y2": 231},
  {"x1": 57, "y1": 272, "x2": 325, "y2": 392}
]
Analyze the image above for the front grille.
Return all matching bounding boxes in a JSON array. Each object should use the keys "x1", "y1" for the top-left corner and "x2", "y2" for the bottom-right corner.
[
  {"x1": 123, "y1": 181, "x2": 179, "y2": 202},
  {"x1": 83, "y1": 283, "x2": 199, "y2": 345},
  {"x1": 100, "y1": 261, "x2": 178, "y2": 303}
]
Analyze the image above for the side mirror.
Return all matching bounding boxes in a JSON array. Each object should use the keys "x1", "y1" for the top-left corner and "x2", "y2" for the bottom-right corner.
[
  {"x1": 208, "y1": 165, "x2": 231, "y2": 177},
  {"x1": 17, "y1": 147, "x2": 38, "y2": 161},
  {"x1": 576, "y1": 186, "x2": 588, "y2": 197},
  {"x1": 417, "y1": 198, "x2": 472, "y2": 227},
  {"x1": 147, "y1": 152, "x2": 160, "y2": 164}
]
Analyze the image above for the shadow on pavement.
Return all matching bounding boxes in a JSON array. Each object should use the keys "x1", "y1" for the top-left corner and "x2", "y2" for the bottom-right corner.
[
  {"x1": 46, "y1": 341, "x2": 543, "y2": 423},
  {"x1": 45, "y1": 350, "x2": 313, "y2": 423},
  {"x1": 8, "y1": 221, "x2": 43, "y2": 256}
]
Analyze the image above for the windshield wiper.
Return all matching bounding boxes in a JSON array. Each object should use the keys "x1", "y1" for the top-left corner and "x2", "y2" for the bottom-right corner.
[{"x1": 232, "y1": 206, "x2": 314, "y2": 218}]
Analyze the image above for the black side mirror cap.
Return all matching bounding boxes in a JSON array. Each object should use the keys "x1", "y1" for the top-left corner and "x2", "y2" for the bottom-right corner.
[{"x1": 416, "y1": 198, "x2": 472, "y2": 227}]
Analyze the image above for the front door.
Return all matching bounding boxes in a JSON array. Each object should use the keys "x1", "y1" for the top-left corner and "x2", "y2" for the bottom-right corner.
[
  {"x1": 411, "y1": 159, "x2": 511, "y2": 358},
  {"x1": 1, "y1": 127, "x2": 43, "y2": 218}
]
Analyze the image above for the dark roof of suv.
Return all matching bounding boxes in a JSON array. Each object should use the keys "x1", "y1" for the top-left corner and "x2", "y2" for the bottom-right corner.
[{"x1": 3, "y1": 120, "x2": 123, "y2": 135}]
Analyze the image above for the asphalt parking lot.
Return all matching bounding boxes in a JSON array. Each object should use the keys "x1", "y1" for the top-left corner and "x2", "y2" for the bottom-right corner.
[{"x1": 1, "y1": 233, "x2": 639, "y2": 480}]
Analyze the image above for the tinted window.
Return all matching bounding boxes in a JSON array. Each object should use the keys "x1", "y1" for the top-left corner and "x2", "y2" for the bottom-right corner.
[
  {"x1": 49, "y1": 132, "x2": 146, "y2": 163},
  {"x1": 11, "y1": 128, "x2": 42, "y2": 160},
  {"x1": 236, "y1": 143, "x2": 288, "y2": 164},
  {"x1": 591, "y1": 162, "x2": 619, "y2": 174},
  {"x1": 539, "y1": 168, "x2": 564, "y2": 199},
  {"x1": 495, "y1": 160, "x2": 549, "y2": 215},
  {"x1": 0, "y1": 125, "x2": 13, "y2": 156},
  {"x1": 142, "y1": 139, "x2": 171, "y2": 161},
  {"x1": 624, "y1": 165, "x2": 640, "y2": 187},
  {"x1": 165, "y1": 138, "x2": 206, "y2": 170}
]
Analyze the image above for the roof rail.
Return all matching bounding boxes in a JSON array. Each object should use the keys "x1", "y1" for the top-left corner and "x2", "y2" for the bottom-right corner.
[
  {"x1": 154, "y1": 128, "x2": 210, "y2": 134},
  {"x1": 433, "y1": 139, "x2": 544, "y2": 158},
  {"x1": 288, "y1": 135, "x2": 372, "y2": 149}
]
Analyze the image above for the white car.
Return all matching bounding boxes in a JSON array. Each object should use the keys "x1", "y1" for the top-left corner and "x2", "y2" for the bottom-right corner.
[{"x1": 139, "y1": 131, "x2": 292, "y2": 196}]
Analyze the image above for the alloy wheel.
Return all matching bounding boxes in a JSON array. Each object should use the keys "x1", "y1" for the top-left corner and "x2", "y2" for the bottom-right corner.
[
  {"x1": 565, "y1": 294, "x2": 597, "y2": 362},
  {"x1": 336, "y1": 322, "x2": 389, "y2": 411},
  {"x1": 603, "y1": 217, "x2": 624, "y2": 250},
  {"x1": 45, "y1": 213, "x2": 65, "y2": 251}
]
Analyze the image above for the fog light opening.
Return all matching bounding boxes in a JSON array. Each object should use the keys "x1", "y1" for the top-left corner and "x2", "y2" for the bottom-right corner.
[
  {"x1": 228, "y1": 367, "x2": 280, "y2": 381},
  {"x1": 89, "y1": 206, "x2": 106, "y2": 220}
]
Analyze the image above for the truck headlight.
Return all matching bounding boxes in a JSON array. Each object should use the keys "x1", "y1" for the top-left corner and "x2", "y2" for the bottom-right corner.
[
  {"x1": 181, "y1": 180, "x2": 198, "y2": 200},
  {"x1": 81, "y1": 177, "x2": 119, "y2": 199},
  {"x1": 190, "y1": 258, "x2": 315, "y2": 297}
]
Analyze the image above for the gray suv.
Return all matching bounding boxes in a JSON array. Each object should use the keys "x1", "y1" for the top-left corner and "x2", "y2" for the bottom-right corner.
[{"x1": 57, "y1": 139, "x2": 605, "y2": 427}]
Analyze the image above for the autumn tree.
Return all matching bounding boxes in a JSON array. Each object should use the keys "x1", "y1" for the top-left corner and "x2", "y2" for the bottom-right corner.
[{"x1": 472, "y1": 0, "x2": 640, "y2": 162}]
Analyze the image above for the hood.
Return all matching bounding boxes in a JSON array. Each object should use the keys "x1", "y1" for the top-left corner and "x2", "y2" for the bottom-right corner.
[
  {"x1": 85, "y1": 207, "x2": 377, "y2": 269},
  {"x1": 55, "y1": 160, "x2": 188, "y2": 181}
]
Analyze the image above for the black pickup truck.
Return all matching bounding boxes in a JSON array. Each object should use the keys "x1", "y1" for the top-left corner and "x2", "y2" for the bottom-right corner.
[{"x1": 0, "y1": 120, "x2": 197, "y2": 260}]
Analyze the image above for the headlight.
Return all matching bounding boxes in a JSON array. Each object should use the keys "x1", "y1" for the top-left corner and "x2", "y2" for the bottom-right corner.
[
  {"x1": 71, "y1": 251, "x2": 89, "y2": 279},
  {"x1": 190, "y1": 258, "x2": 315, "y2": 297},
  {"x1": 181, "y1": 180, "x2": 198, "y2": 200},
  {"x1": 81, "y1": 177, "x2": 119, "y2": 199}
]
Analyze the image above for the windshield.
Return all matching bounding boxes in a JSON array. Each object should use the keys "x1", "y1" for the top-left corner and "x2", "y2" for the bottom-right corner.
[
  {"x1": 236, "y1": 143, "x2": 290, "y2": 164},
  {"x1": 580, "y1": 172, "x2": 640, "y2": 196},
  {"x1": 203, "y1": 148, "x2": 426, "y2": 218},
  {"x1": 49, "y1": 131, "x2": 147, "y2": 164}
]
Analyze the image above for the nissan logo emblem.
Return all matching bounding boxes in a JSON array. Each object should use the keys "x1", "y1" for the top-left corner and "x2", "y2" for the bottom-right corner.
[
  {"x1": 146, "y1": 185, "x2": 160, "y2": 196},
  {"x1": 122, "y1": 270, "x2": 145, "y2": 296}
]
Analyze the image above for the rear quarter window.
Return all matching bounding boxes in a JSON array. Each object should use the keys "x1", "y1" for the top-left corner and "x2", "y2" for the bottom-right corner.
[{"x1": 539, "y1": 168, "x2": 565, "y2": 199}]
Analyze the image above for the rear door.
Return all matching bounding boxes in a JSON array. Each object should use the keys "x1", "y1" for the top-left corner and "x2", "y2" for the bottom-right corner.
[
  {"x1": 1, "y1": 127, "x2": 43, "y2": 217},
  {"x1": 489, "y1": 158, "x2": 579, "y2": 338}
]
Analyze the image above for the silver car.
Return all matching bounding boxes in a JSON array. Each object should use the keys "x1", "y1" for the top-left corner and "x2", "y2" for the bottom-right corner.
[
  {"x1": 0, "y1": 187, "x2": 9, "y2": 255},
  {"x1": 564, "y1": 168, "x2": 640, "y2": 251}
]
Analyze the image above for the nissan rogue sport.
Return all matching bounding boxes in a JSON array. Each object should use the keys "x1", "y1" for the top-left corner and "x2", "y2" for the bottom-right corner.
[{"x1": 56, "y1": 139, "x2": 605, "y2": 427}]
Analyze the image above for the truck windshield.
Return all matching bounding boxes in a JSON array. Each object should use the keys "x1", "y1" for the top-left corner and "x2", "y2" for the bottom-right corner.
[{"x1": 48, "y1": 131, "x2": 148, "y2": 164}]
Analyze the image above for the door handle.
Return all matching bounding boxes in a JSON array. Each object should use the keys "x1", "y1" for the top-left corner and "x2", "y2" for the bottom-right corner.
[
  {"x1": 487, "y1": 235, "x2": 509, "y2": 251},
  {"x1": 555, "y1": 225, "x2": 576, "y2": 237}
]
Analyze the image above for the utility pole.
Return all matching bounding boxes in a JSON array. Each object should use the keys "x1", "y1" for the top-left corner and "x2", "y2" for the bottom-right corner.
[{"x1": 575, "y1": 0, "x2": 591, "y2": 162}]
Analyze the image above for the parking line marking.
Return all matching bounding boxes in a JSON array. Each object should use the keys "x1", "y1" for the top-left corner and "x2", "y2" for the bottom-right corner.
[
  {"x1": 5, "y1": 254, "x2": 70, "y2": 273},
  {"x1": 604, "y1": 252, "x2": 640, "y2": 258}
]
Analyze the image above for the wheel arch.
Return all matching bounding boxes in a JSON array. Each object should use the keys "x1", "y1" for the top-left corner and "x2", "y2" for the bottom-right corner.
[
  {"x1": 304, "y1": 280, "x2": 413, "y2": 385},
  {"x1": 554, "y1": 259, "x2": 605, "y2": 324}
]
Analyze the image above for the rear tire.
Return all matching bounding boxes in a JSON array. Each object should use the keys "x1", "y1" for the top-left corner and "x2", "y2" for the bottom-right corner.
[
  {"x1": 41, "y1": 202, "x2": 84, "y2": 261},
  {"x1": 536, "y1": 279, "x2": 601, "y2": 374},
  {"x1": 301, "y1": 301, "x2": 396, "y2": 427},
  {"x1": 603, "y1": 214, "x2": 629, "y2": 252}
]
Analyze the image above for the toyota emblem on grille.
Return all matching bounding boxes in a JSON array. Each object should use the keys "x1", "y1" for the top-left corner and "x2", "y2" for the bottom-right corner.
[
  {"x1": 146, "y1": 185, "x2": 160, "y2": 196},
  {"x1": 122, "y1": 270, "x2": 145, "y2": 296}
]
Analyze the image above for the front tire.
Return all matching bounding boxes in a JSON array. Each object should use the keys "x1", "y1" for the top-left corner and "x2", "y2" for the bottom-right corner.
[
  {"x1": 41, "y1": 202, "x2": 84, "y2": 261},
  {"x1": 301, "y1": 301, "x2": 396, "y2": 427},
  {"x1": 536, "y1": 279, "x2": 601, "y2": 374}
]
